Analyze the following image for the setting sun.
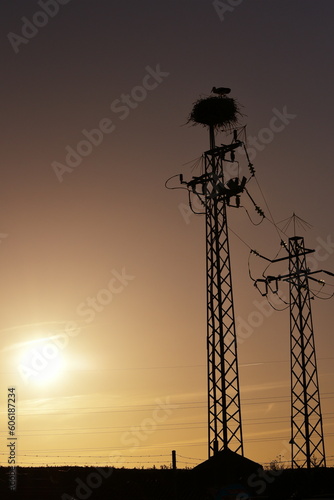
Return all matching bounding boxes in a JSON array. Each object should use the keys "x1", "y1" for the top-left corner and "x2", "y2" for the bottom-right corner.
[
  {"x1": 1, "y1": 6, "x2": 334, "y2": 499},
  {"x1": 17, "y1": 337, "x2": 65, "y2": 386}
]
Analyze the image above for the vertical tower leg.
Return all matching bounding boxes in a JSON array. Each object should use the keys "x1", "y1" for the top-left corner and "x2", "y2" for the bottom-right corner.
[
  {"x1": 205, "y1": 147, "x2": 243, "y2": 458},
  {"x1": 289, "y1": 236, "x2": 326, "y2": 468}
]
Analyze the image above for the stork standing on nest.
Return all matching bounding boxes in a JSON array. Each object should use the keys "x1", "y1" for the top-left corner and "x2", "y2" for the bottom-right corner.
[{"x1": 211, "y1": 86, "x2": 231, "y2": 96}]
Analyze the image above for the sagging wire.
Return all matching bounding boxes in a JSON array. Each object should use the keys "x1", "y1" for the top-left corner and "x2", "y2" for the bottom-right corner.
[
  {"x1": 248, "y1": 238, "x2": 287, "y2": 287},
  {"x1": 252, "y1": 273, "x2": 289, "y2": 309},
  {"x1": 165, "y1": 174, "x2": 188, "y2": 192},
  {"x1": 228, "y1": 230, "x2": 292, "y2": 312},
  {"x1": 169, "y1": 128, "x2": 263, "y2": 222},
  {"x1": 249, "y1": 244, "x2": 290, "y2": 308},
  {"x1": 248, "y1": 254, "x2": 269, "y2": 288},
  {"x1": 228, "y1": 228, "x2": 286, "y2": 309},
  {"x1": 230, "y1": 126, "x2": 256, "y2": 185},
  {"x1": 310, "y1": 289, "x2": 334, "y2": 301},
  {"x1": 225, "y1": 229, "x2": 292, "y2": 311},
  {"x1": 238, "y1": 125, "x2": 289, "y2": 242},
  {"x1": 266, "y1": 295, "x2": 289, "y2": 312},
  {"x1": 248, "y1": 237, "x2": 290, "y2": 297},
  {"x1": 244, "y1": 187, "x2": 265, "y2": 218},
  {"x1": 258, "y1": 244, "x2": 285, "y2": 279},
  {"x1": 165, "y1": 172, "x2": 204, "y2": 215},
  {"x1": 254, "y1": 264, "x2": 334, "y2": 307},
  {"x1": 242, "y1": 206, "x2": 264, "y2": 226},
  {"x1": 188, "y1": 189, "x2": 206, "y2": 215},
  {"x1": 227, "y1": 127, "x2": 274, "y2": 229},
  {"x1": 165, "y1": 172, "x2": 207, "y2": 215},
  {"x1": 228, "y1": 225, "x2": 253, "y2": 251},
  {"x1": 317, "y1": 272, "x2": 334, "y2": 287},
  {"x1": 262, "y1": 256, "x2": 281, "y2": 281},
  {"x1": 253, "y1": 174, "x2": 287, "y2": 240},
  {"x1": 239, "y1": 187, "x2": 266, "y2": 227},
  {"x1": 308, "y1": 276, "x2": 334, "y2": 300},
  {"x1": 253, "y1": 277, "x2": 289, "y2": 308},
  {"x1": 248, "y1": 252, "x2": 257, "y2": 283}
]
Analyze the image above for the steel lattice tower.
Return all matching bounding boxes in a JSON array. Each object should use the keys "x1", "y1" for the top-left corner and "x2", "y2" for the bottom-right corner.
[
  {"x1": 289, "y1": 236, "x2": 326, "y2": 468},
  {"x1": 204, "y1": 138, "x2": 244, "y2": 457},
  {"x1": 170, "y1": 92, "x2": 247, "y2": 459}
]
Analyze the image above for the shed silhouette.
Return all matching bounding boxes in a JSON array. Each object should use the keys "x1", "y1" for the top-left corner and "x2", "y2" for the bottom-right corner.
[{"x1": 192, "y1": 447, "x2": 262, "y2": 486}]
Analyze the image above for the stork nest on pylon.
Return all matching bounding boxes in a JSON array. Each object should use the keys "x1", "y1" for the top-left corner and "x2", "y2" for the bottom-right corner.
[{"x1": 188, "y1": 96, "x2": 241, "y2": 130}]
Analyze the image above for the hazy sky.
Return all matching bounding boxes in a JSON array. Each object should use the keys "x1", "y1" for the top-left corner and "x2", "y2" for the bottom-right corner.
[{"x1": 1, "y1": 0, "x2": 334, "y2": 468}]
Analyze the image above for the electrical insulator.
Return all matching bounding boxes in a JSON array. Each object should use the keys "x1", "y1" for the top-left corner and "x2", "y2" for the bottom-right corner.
[
  {"x1": 248, "y1": 163, "x2": 255, "y2": 176},
  {"x1": 255, "y1": 206, "x2": 265, "y2": 217}
]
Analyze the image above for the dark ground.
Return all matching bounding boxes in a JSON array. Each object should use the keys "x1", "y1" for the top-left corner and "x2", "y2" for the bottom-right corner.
[{"x1": 1, "y1": 465, "x2": 334, "y2": 499}]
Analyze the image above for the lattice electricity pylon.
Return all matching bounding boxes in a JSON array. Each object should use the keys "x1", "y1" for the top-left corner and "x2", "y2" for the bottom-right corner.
[
  {"x1": 289, "y1": 236, "x2": 326, "y2": 468},
  {"x1": 178, "y1": 134, "x2": 246, "y2": 457},
  {"x1": 204, "y1": 145, "x2": 244, "y2": 457},
  {"x1": 253, "y1": 234, "x2": 331, "y2": 468},
  {"x1": 166, "y1": 92, "x2": 261, "y2": 459}
]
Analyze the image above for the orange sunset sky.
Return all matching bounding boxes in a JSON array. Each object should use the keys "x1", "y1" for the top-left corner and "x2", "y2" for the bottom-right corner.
[{"x1": 1, "y1": 0, "x2": 334, "y2": 468}]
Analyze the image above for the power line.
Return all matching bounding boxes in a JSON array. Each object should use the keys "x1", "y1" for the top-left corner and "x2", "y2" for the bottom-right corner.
[
  {"x1": 2, "y1": 392, "x2": 334, "y2": 416},
  {"x1": 5, "y1": 411, "x2": 334, "y2": 438},
  {"x1": 2, "y1": 431, "x2": 334, "y2": 458}
]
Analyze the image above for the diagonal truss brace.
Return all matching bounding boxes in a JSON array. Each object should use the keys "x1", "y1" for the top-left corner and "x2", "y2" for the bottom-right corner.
[
  {"x1": 204, "y1": 146, "x2": 244, "y2": 457},
  {"x1": 253, "y1": 236, "x2": 327, "y2": 468},
  {"x1": 289, "y1": 236, "x2": 326, "y2": 468}
]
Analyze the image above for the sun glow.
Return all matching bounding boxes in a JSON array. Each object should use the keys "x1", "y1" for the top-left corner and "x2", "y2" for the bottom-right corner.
[{"x1": 17, "y1": 336, "x2": 65, "y2": 386}]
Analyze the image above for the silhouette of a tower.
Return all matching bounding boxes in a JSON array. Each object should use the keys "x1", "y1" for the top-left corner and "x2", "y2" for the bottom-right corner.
[
  {"x1": 175, "y1": 93, "x2": 248, "y2": 457},
  {"x1": 204, "y1": 136, "x2": 244, "y2": 457},
  {"x1": 289, "y1": 236, "x2": 326, "y2": 468},
  {"x1": 253, "y1": 219, "x2": 331, "y2": 468}
]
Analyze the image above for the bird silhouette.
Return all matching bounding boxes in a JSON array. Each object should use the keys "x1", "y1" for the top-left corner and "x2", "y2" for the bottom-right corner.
[{"x1": 211, "y1": 86, "x2": 231, "y2": 95}]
